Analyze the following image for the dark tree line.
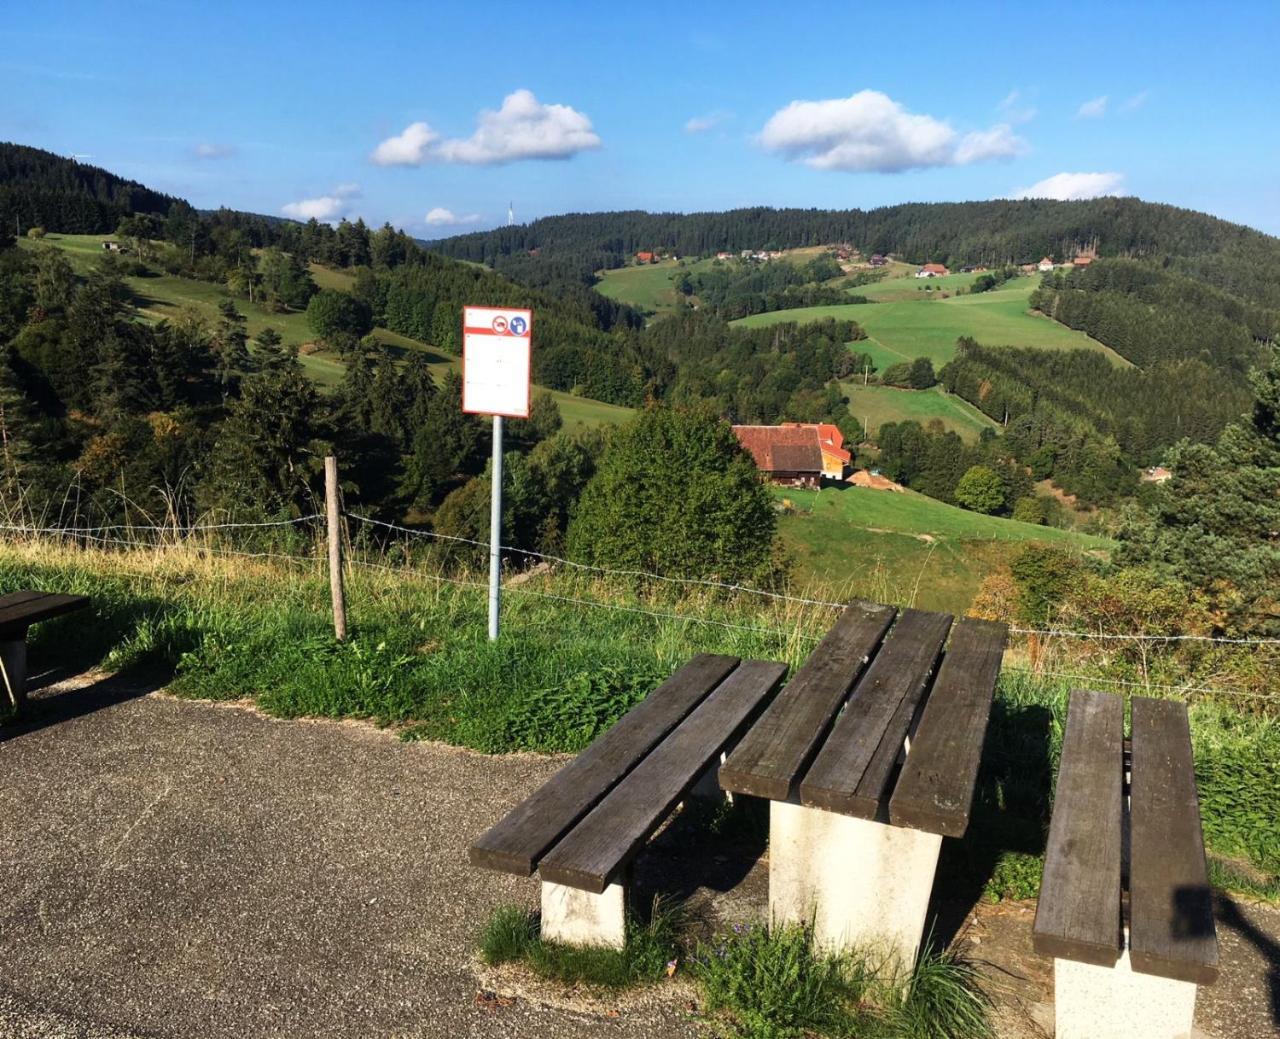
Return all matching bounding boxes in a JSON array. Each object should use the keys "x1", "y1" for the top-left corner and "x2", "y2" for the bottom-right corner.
[
  {"x1": 679, "y1": 255, "x2": 859, "y2": 319},
  {"x1": 431, "y1": 198, "x2": 1280, "y2": 309}
]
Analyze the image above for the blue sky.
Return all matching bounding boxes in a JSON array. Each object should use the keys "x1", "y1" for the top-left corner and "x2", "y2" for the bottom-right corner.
[{"x1": 4, "y1": 1, "x2": 1278, "y2": 236}]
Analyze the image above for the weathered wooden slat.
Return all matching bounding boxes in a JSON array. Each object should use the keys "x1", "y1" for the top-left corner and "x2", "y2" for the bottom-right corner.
[
  {"x1": 1129, "y1": 697, "x2": 1220, "y2": 985},
  {"x1": 0, "y1": 592, "x2": 90, "y2": 638},
  {"x1": 539, "y1": 660, "x2": 788, "y2": 892},
  {"x1": 718, "y1": 603, "x2": 895, "y2": 801},
  {"x1": 0, "y1": 590, "x2": 49, "y2": 612},
  {"x1": 798, "y1": 609, "x2": 952, "y2": 817},
  {"x1": 889, "y1": 618, "x2": 1009, "y2": 836},
  {"x1": 469, "y1": 654, "x2": 740, "y2": 875},
  {"x1": 1031, "y1": 689, "x2": 1124, "y2": 967}
]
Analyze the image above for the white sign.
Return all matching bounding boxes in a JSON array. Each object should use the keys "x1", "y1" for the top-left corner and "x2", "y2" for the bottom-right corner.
[{"x1": 462, "y1": 306, "x2": 532, "y2": 419}]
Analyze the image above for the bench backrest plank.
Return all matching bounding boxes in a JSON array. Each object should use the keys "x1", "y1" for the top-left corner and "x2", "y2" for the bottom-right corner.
[
  {"x1": 1129, "y1": 697, "x2": 1219, "y2": 985},
  {"x1": 538, "y1": 660, "x2": 788, "y2": 893},
  {"x1": 889, "y1": 618, "x2": 1009, "y2": 836},
  {"x1": 468, "y1": 653, "x2": 740, "y2": 875},
  {"x1": 1032, "y1": 688, "x2": 1124, "y2": 967},
  {"x1": 718, "y1": 603, "x2": 895, "y2": 801},
  {"x1": 0, "y1": 592, "x2": 90, "y2": 638},
  {"x1": 798, "y1": 609, "x2": 952, "y2": 817}
]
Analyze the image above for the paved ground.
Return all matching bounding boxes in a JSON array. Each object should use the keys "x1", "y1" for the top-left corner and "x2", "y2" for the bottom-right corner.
[{"x1": 2, "y1": 670, "x2": 1276, "y2": 1038}]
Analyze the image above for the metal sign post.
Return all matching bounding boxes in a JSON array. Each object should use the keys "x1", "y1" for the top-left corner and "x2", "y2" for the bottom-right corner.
[{"x1": 462, "y1": 306, "x2": 533, "y2": 641}]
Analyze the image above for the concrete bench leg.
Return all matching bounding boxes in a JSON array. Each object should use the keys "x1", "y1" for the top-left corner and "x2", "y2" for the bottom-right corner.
[
  {"x1": 1054, "y1": 951, "x2": 1198, "y2": 1039},
  {"x1": 0, "y1": 638, "x2": 27, "y2": 709},
  {"x1": 769, "y1": 800, "x2": 941, "y2": 971},
  {"x1": 540, "y1": 879, "x2": 626, "y2": 949},
  {"x1": 688, "y1": 751, "x2": 732, "y2": 804}
]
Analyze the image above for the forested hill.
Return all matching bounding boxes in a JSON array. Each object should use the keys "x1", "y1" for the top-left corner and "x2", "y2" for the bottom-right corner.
[
  {"x1": 0, "y1": 142, "x2": 181, "y2": 234},
  {"x1": 430, "y1": 199, "x2": 1280, "y2": 309}
]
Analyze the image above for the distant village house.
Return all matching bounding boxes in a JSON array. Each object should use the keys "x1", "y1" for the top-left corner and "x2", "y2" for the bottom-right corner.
[
  {"x1": 634, "y1": 251, "x2": 656, "y2": 264},
  {"x1": 1072, "y1": 254, "x2": 1094, "y2": 267},
  {"x1": 101, "y1": 241, "x2": 121, "y2": 251},
  {"x1": 1037, "y1": 256, "x2": 1055, "y2": 272},
  {"x1": 732, "y1": 423, "x2": 851, "y2": 487},
  {"x1": 869, "y1": 254, "x2": 888, "y2": 267},
  {"x1": 914, "y1": 263, "x2": 949, "y2": 278}
]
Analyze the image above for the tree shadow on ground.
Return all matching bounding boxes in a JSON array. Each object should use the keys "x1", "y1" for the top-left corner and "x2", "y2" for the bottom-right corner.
[
  {"x1": 1214, "y1": 892, "x2": 1280, "y2": 1027},
  {"x1": 924, "y1": 701, "x2": 1056, "y2": 951}
]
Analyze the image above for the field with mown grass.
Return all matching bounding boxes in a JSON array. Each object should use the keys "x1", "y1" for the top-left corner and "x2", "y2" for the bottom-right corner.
[
  {"x1": 735, "y1": 280, "x2": 1123, "y2": 371},
  {"x1": 20, "y1": 233, "x2": 633, "y2": 427},
  {"x1": 842, "y1": 383, "x2": 999, "y2": 442},
  {"x1": 1, "y1": 537, "x2": 1273, "y2": 904},
  {"x1": 594, "y1": 259, "x2": 686, "y2": 316},
  {"x1": 775, "y1": 484, "x2": 1111, "y2": 615}
]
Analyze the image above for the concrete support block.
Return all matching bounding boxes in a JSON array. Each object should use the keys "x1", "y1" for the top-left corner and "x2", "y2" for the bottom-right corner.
[
  {"x1": 769, "y1": 799, "x2": 941, "y2": 971},
  {"x1": 689, "y1": 752, "x2": 732, "y2": 804},
  {"x1": 1054, "y1": 951, "x2": 1198, "y2": 1039},
  {"x1": 0, "y1": 638, "x2": 27, "y2": 709},
  {"x1": 540, "y1": 879, "x2": 626, "y2": 949}
]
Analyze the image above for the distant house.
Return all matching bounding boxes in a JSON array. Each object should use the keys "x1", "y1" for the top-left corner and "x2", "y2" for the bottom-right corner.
[
  {"x1": 1072, "y1": 255, "x2": 1094, "y2": 267},
  {"x1": 1141, "y1": 466, "x2": 1173, "y2": 483},
  {"x1": 101, "y1": 241, "x2": 121, "y2": 252},
  {"x1": 1037, "y1": 256, "x2": 1055, "y2": 272},
  {"x1": 915, "y1": 263, "x2": 949, "y2": 278},
  {"x1": 732, "y1": 425, "x2": 825, "y2": 488},
  {"x1": 783, "y1": 422, "x2": 851, "y2": 480},
  {"x1": 869, "y1": 253, "x2": 887, "y2": 267},
  {"x1": 635, "y1": 251, "x2": 656, "y2": 264},
  {"x1": 715, "y1": 251, "x2": 733, "y2": 260}
]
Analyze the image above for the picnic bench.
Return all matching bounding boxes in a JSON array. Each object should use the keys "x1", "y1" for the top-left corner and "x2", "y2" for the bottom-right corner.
[
  {"x1": 469, "y1": 653, "x2": 787, "y2": 948},
  {"x1": 1033, "y1": 689, "x2": 1219, "y2": 1039},
  {"x1": 719, "y1": 602, "x2": 1008, "y2": 969},
  {"x1": 0, "y1": 590, "x2": 90, "y2": 709}
]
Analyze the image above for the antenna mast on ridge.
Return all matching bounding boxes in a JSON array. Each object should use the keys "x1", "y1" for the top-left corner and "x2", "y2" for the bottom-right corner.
[{"x1": 508, "y1": 201, "x2": 515, "y2": 227}]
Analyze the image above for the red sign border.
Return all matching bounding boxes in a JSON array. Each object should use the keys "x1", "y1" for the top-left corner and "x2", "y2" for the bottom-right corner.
[{"x1": 461, "y1": 306, "x2": 533, "y2": 420}]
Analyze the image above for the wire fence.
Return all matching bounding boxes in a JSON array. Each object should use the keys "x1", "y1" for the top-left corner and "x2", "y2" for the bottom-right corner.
[{"x1": 1, "y1": 510, "x2": 1275, "y2": 707}]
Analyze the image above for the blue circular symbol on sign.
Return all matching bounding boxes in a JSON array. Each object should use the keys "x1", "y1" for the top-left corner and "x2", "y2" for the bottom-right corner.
[{"x1": 509, "y1": 316, "x2": 528, "y2": 336}]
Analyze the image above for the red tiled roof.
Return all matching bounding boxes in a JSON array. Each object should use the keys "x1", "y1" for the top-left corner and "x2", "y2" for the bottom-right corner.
[
  {"x1": 921, "y1": 263, "x2": 948, "y2": 274},
  {"x1": 732, "y1": 425, "x2": 823, "y2": 473},
  {"x1": 783, "y1": 422, "x2": 850, "y2": 463}
]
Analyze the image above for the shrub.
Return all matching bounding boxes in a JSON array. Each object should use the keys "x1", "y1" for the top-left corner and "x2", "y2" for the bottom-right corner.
[
  {"x1": 306, "y1": 288, "x2": 373, "y2": 340},
  {"x1": 954, "y1": 466, "x2": 1004, "y2": 515}
]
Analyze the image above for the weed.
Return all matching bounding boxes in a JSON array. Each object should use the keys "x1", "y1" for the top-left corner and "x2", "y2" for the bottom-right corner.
[{"x1": 479, "y1": 904, "x2": 537, "y2": 965}]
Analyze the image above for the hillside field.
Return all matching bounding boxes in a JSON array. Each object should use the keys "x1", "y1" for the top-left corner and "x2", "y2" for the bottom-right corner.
[
  {"x1": 22, "y1": 234, "x2": 634, "y2": 428},
  {"x1": 841, "y1": 383, "x2": 999, "y2": 441},
  {"x1": 735, "y1": 280, "x2": 1123, "y2": 370},
  {"x1": 594, "y1": 259, "x2": 685, "y2": 315},
  {"x1": 777, "y1": 483, "x2": 1110, "y2": 615}
]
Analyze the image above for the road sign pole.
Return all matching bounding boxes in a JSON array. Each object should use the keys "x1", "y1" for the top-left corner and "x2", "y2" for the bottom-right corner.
[{"x1": 488, "y1": 415, "x2": 503, "y2": 641}]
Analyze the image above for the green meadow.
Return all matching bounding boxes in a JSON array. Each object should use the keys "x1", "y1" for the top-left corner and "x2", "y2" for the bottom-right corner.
[
  {"x1": 22, "y1": 235, "x2": 633, "y2": 427},
  {"x1": 842, "y1": 383, "x2": 999, "y2": 441},
  {"x1": 776, "y1": 484, "x2": 1111, "y2": 615},
  {"x1": 594, "y1": 259, "x2": 685, "y2": 316},
  {"x1": 735, "y1": 280, "x2": 1124, "y2": 370}
]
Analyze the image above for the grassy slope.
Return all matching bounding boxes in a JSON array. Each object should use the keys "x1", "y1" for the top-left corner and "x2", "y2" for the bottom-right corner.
[
  {"x1": 776, "y1": 484, "x2": 1110, "y2": 615},
  {"x1": 25, "y1": 234, "x2": 633, "y2": 427},
  {"x1": 735, "y1": 281, "x2": 1123, "y2": 370},
  {"x1": 842, "y1": 383, "x2": 999, "y2": 442},
  {"x1": 594, "y1": 260, "x2": 684, "y2": 315}
]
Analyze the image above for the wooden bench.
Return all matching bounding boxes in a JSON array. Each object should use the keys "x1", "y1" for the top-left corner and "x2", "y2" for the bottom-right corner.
[
  {"x1": 0, "y1": 590, "x2": 90, "y2": 710},
  {"x1": 469, "y1": 653, "x2": 787, "y2": 948},
  {"x1": 720, "y1": 603, "x2": 1008, "y2": 968},
  {"x1": 1033, "y1": 689, "x2": 1219, "y2": 1039}
]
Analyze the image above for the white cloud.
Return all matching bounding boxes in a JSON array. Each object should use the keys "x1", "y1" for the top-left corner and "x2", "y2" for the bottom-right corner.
[
  {"x1": 1076, "y1": 95, "x2": 1109, "y2": 119},
  {"x1": 685, "y1": 111, "x2": 730, "y2": 133},
  {"x1": 424, "y1": 207, "x2": 481, "y2": 227},
  {"x1": 194, "y1": 142, "x2": 236, "y2": 159},
  {"x1": 997, "y1": 89, "x2": 1037, "y2": 124},
  {"x1": 757, "y1": 90, "x2": 1026, "y2": 173},
  {"x1": 1119, "y1": 90, "x2": 1149, "y2": 114},
  {"x1": 370, "y1": 90, "x2": 601, "y2": 167},
  {"x1": 281, "y1": 183, "x2": 361, "y2": 222},
  {"x1": 370, "y1": 122, "x2": 439, "y2": 166},
  {"x1": 1012, "y1": 171, "x2": 1126, "y2": 201}
]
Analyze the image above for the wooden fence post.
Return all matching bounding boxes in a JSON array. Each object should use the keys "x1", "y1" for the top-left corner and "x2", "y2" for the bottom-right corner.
[{"x1": 325, "y1": 455, "x2": 348, "y2": 641}]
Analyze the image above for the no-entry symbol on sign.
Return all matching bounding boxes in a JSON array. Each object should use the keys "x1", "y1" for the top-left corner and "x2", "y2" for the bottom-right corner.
[{"x1": 462, "y1": 306, "x2": 532, "y2": 419}]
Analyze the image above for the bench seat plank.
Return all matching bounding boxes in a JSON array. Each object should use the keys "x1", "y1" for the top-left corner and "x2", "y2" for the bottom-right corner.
[
  {"x1": 889, "y1": 618, "x2": 1009, "y2": 836},
  {"x1": 0, "y1": 592, "x2": 90, "y2": 638},
  {"x1": 1129, "y1": 697, "x2": 1220, "y2": 985},
  {"x1": 539, "y1": 660, "x2": 788, "y2": 892},
  {"x1": 798, "y1": 609, "x2": 953, "y2": 818},
  {"x1": 469, "y1": 653, "x2": 740, "y2": 876},
  {"x1": 1032, "y1": 689, "x2": 1124, "y2": 967},
  {"x1": 719, "y1": 603, "x2": 895, "y2": 801}
]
